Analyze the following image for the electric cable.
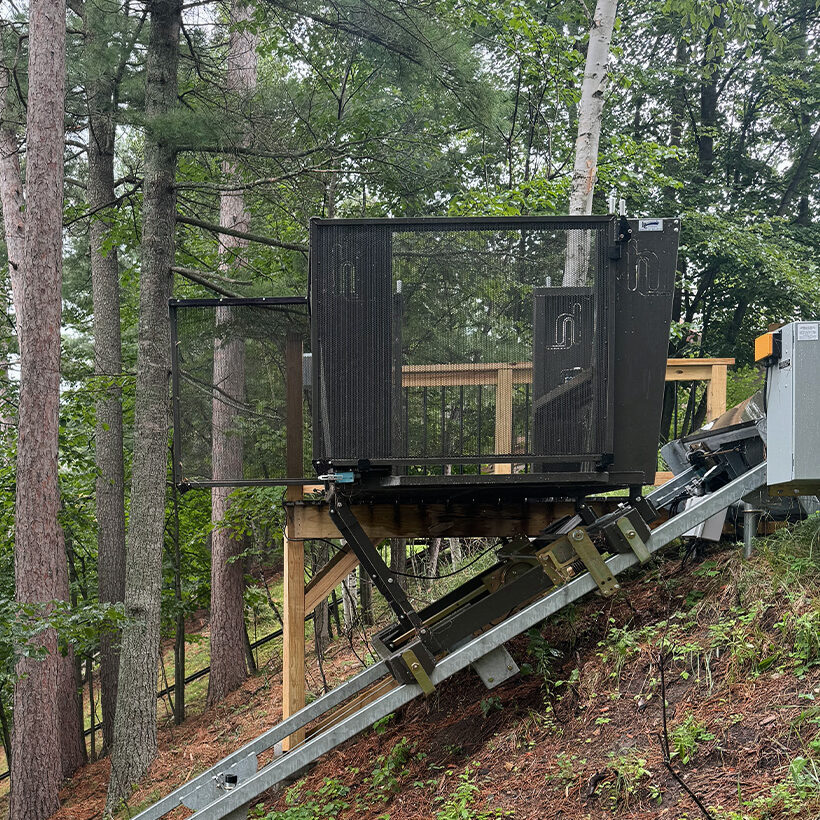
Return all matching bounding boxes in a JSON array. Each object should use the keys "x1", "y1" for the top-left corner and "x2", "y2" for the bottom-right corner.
[
  {"x1": 386, "y1": 539, "x2": 504, "y2": 580},
  {"x1": 312, "y1": 536, "x2": 504, "y2": 580}
]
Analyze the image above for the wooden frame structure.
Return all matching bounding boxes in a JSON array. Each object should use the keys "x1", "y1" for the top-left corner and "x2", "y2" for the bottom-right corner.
[{"x1": 280, "y1": 356, "x2": 734, "y2": 743}]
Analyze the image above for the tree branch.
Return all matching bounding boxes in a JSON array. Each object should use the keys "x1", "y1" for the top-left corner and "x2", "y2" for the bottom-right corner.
[
  {"x1": 170, "y1": 266, "x2": 240, "y2": 298},
  {"x1": 776, "y1": 125, "x2": 820, "y2": 217},
  {"x1": 176, "y1": 213, "x2": 307, "y2": 252}
]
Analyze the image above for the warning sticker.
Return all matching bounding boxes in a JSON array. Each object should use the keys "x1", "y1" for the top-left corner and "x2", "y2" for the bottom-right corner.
[
  {"x1": 797, "y1": 322, "x2": 819, "y2": 341},
  {"x1": 638, "y1": 218, "x2": 663, "y2": 232}
]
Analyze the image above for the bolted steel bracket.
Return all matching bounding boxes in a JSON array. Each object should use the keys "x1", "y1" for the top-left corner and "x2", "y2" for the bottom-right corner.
[
  {"x1": 567, "y1": 528, "x2": 620, "y2": 596},
  {"x1": 615, "y1": 517, "x2": 651, "y2": 564},
  {"x1": 181, "y1": 752, "x2": 257, "y2": 819},
  {"x1": 402, "y1": 647, "x2": 435, "y2": 696},
  {"x1": 471, "y1": 645, "x2": 519, "y2": 690}
]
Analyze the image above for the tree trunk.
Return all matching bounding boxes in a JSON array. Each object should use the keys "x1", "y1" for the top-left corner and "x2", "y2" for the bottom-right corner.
[
  {"x1": 86, "y1": 13, "x2": 127, "y2": 753},
  {"x1": 449, "y1": 538, "x2": 462, "y2": 568},
  {"x1": 426, "y1": 538, "x2": 442, "y2": 590},
  {"x1": 0, "y1": 73, "x2": 23, "y2": 435},
  {"x1": 312, "y1": 542, "x2": 331, "y2": 658},
  {"x1": 10, "y1": 0, "x2": 66, "y2": 814},
  {"x1": 105, "y1": 0, "x2": 181, "y2": 812},
  {"x1": 207, "y1": 305, "x2": 248, "y2": 704},
  {"x1": 0, "y1": 71, "x2": 24, "y2": 327},
  {"x1": 566, "y1": 0, "x2": 617, "y2": 285},
  {"x1": 341, "y1": 568, "x2": 357, "y2": 631},
  {"x1": 359, "y1": 569, "x2": 373, "y2": 626},
  {"x1": 390, "y1": 538, "x2": 407, "y2": 591},
  {"x1": 56, "y1": 527, "x2": 86, "y2": 779},
  {"x1": 207, "y1": 0, "x2": 258, "y2": 706},
  {"x1": 568, "y1": 0, "x2": 618, "y2": 217}
]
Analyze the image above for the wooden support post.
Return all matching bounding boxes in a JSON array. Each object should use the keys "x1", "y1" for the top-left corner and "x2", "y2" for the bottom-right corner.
[
  {"x1": 283, "y1": 332, "x2": 305, "y2": 750},
  {"x1": 494, "y1": 365, "x2": 513, "y2": 475},
  {"x1": 282, "y1": 525, "x2": 305, "y2": 750},
  {"x1": 706, "y1": 363, "x2": 728, "y2": 421}
]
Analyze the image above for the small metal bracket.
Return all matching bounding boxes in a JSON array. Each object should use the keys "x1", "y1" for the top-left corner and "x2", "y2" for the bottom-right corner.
[
  {"x1": 615, "y1": 517, "x2": 651, "y2": 564},
  {"x1": 537, "y1": 547, "x2": 573, "y2": 586},
  {"x1": 402, "y1": 648, "x2": 435, "y2": 696},
  {"x1": 471, "y1": 645, "x2": 519, "y2": 690},
  {"x1": 568, "y1": 528, "x2": 620, "y2": 596},
  {"x1": 181, "y1": 752, "x2": 257, "y2": 819}
]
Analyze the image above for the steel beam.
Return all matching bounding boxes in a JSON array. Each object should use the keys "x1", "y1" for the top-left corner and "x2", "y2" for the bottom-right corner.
[{"x1": 135, "y1": 461, "x2": 768, "y2": 820}]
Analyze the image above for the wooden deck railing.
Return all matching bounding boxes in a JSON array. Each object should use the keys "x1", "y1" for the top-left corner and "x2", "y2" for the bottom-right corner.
[{"x1": 401, "y1": 358, "x2": 734, "y2": 474}]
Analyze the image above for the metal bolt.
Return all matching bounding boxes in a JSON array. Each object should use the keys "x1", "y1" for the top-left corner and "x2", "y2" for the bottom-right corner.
[
  {"x1": 626, "y1": 530, "x2": 636, "y2": 538},
  {"x1": 572, "y1": 530, "x2": 584, "y2": 541},
  {"x1": 507, "y1": 665, "x2": 514, "y2": 671},
  {"x1": 420, "y1": 628, "x2": 427, "y2": 634},
  {"x1": 411, "y1": 663, "x2": 420, "y2": 671},
  {"x1": 387, "y1": 577, "x2": 394, "y2": 584},
  {"x1": 488, "y1": 677, "x2": 494, "y2": 683}
]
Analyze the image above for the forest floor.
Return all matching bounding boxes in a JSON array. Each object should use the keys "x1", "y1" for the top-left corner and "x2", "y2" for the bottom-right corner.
[{"x1": 13, "y1": 516, "x2": 820, "y2": 820}]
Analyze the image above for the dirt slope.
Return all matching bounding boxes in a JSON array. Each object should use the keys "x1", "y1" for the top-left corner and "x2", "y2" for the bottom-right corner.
[{"x1": 48, "y1": 517, "x2": 820, "y2": 820}]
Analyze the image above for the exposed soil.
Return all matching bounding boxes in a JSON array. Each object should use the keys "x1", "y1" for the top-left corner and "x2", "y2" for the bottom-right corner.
[{"x1": 26, "y1": 536, "x2": 820, "y2": 820}]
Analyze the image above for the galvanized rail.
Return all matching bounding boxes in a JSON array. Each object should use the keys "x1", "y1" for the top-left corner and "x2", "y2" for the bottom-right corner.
[{"x1": 133, "y1": 462, "x2": 766, "y2": 820}]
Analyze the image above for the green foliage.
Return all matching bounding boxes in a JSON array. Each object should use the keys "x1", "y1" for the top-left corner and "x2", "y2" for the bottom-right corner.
[
  {"x1": 368, "y1": 737, "x2": 415, "y2": 801},
  {"x1": 255, "y1": 777, "x2": 351, "y2": 819},
  {"x1": 434, "y1": 764, "x2": 508, "y2": 820},
  {"x1": 525, "y1": 627, "x2": 562, "y2": 683},
  {"x1": 726, "y1": 366, "x2": 763, "y2": 410},
  {"x1": 479, "y1": 696, "x2": 503, "y2": 717},
  {"x1": 603, "y1": 750, "x2": 660, "y2": 809},
  {"x1": 670, "y1": 714, "x2": 715, "y2": 764},
  {"x1": 373, "y1": 713, "x2": 396, "y2": 735},
  {"x1": 547, "y1": 751, "x2": 585, "y2": 787}
]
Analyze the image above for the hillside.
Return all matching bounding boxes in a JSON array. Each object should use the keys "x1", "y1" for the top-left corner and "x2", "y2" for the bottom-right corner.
[{"x1": 48, "y1": 516, "x2": 820, "y2": 820}]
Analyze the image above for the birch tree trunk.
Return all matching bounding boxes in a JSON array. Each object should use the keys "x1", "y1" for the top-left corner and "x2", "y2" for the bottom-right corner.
[
  {"x1": 9, "y1": 0, "x2": 66, "y2": 814},
  {"x1": 449, "y1": 538, "x2": 462, "y2": 567},
  {"x1": 341, "y1": 564, "x2": 356, "y2": 631},
  {"x1": 565, "y1": 0, "x2": 618, "y2": 286},
  {"x1": 86, "y1": 6, "x2": 127, "y2": 752},
  {"x1": 105, "y1": 0, "x2": 181, "y2": 811},
  {"x1": 207, "y1": 0, "x2": 258, "y2": 706}
]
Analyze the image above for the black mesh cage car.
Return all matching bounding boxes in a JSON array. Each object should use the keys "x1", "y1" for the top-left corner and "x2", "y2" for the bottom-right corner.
[
  {"x1": 171, "y1": 297, "x2": 310, "y2": 487},
  {"x1": 311, "y1": 216, "x2": 679, "y2": 489}
]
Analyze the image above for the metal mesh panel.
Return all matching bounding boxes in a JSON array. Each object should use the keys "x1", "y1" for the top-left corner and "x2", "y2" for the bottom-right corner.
[
  {"x1": 171, "y1": 299, "x2": 310, "y2": 486},
  {"x1": 312, "y1": 217, "x2": 614, "y2": 471}
]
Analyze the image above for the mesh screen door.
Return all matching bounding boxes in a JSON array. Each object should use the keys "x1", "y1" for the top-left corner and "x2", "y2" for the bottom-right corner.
[
  {"x1": 171, "y1": 297, "x2": 310, "y2": 487},
  {"x1": 312, "y1": 216, "x2": 615, "y2": 473}
]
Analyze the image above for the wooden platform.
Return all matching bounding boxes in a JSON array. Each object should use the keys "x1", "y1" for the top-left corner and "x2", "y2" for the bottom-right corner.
[{"x1": 279, "y1": 356, "x2": 735, "y2": 743}]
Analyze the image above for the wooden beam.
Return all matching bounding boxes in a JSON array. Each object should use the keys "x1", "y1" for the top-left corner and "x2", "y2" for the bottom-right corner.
[
  {"x1": 282, "y1": 525, "x2": 305, "y2": 750},
  {"x1": 706, "y1": 364, "x2": 729, "y2": 421},
  {"x1": 287, "y1": 500, "x2": 614, "y2": 540},
  {"x1": 401, "y1": 359, "x2": 734, "y2": 389},
  {"x1": 666, "y1": 357, "x2": 735, "y2": 366},
  {"x1": 402, "y1": 362, "x2": 534, "y2": 389},
  {"x1": 304, "y1": 546, "x2": 360, "y2": 613},
  {"x1": 665, "y1": 364, "x2": 717, "y2": 382}
]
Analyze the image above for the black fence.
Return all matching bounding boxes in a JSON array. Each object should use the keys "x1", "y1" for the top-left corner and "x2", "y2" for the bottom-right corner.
[
  {"x1": 311, "y1": 216, "x2": 678, "y2": 485},
  {"x1": 171, "y1": 297, "x2": 310, "y2": 487}
]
